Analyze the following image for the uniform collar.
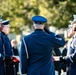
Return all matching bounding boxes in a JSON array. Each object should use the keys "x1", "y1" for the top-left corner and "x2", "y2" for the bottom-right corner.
[
  {"x1": 35, "y1": 29, "x2": 43, "y2": 31},
  {"x1": 1, "y1": 31, "x2": 7, "y2": 36},
  {"x1": 31, "y1": 29, "x2": 47, "y2": 35}
]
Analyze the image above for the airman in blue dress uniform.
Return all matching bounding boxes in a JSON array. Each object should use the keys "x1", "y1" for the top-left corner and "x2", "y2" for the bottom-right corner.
[
  {"x1": 0, "y1": 18, "x2": 15, "y2": 75},
  {"x1": 20, "y1": 15, "x2": 65, "y2": 75},
  {"x1": 60, "y1": 15, "x2": 76, "y2": 75}
]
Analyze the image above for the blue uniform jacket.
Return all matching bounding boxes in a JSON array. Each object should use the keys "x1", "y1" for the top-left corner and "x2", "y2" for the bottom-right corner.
[
  {"x1": 65, "y1": 34, "x2": 76, "y2": 75},
  {"x1": 0, "y1": 32, "x2": 14, "y2": 75},
  {"x1": 20, "y1": 29, "x2": 65, "y2": 75}
]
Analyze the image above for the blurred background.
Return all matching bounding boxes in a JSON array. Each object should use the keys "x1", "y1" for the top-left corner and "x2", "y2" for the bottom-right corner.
[
  {"x1": 0, "y1": 0, "x2": 76, "y2": 41},
  {"x1": 0, "y1": 0, "x2": 76, "y2": 75}
]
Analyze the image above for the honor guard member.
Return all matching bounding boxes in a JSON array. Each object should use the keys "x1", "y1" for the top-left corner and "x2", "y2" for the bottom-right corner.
[
  {"x1": 20, "y1": 16, "x2": 65, "y2": 75},
  {"x1": 60, "y1": 15, "x2": 76, "y2": 75},
  {"x1": 0, "y1": 20, "x2": 16, "y2": 75}
]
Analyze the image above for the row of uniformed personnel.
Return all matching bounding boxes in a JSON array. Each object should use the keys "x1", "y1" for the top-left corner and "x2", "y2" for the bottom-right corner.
[
  {"x1": 0, "y1": 15, "x2": 19, "y2": 75},
  {"x1": 60, "y1": 15, "x2": 76, "y2": 75},
  {"x1": 0, "y1": 15, "x2": 66, "y2": 75}
]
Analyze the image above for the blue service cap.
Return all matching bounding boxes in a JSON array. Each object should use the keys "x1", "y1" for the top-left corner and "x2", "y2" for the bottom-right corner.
[
  {"x1": 32, "y1": 16, "x2": 47, "y2": 23},
  {"x1": 2, "y1": 20, "x2": 10, "y2": 25}
]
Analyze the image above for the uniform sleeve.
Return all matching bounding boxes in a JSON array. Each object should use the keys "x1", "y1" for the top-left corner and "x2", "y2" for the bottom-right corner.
[
  {"x1": 64, "y1": 53, "x2": 76, "y2": 64},
  {"x1": 54, "y1": 34, "x2": 65, "y2": 48},
  {"x1": 20, "y1": 39, "x2": 28, "y2": 74},
  {"x1": 44, "y1": 28, "x2": 65, "y2": 47},
  {"x1": 65, "y1": 38, "x2": 76, "y2": 64}
]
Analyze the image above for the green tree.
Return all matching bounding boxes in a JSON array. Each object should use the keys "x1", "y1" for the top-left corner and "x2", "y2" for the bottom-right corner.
[{"x1": 0, "y1": 0, "x2": 76, "y2": 34}]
